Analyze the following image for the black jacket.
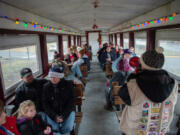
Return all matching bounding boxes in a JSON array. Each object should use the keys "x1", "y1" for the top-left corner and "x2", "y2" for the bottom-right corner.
[
  {"x1": 17, "y1": 114, "x2": 48, "y2": 135},
  {"x1": 100, "y1": 51, "x2": 115, "y2": 65},
  {"x1": 118, "y1": 70, "x2": 175, "y2": 105},
  {"x1": 42, "y1": 79, "x2": 75, "y2": 121},
  {"x1": 14, "y1": 79, "x2": 48, "y2": 112}
]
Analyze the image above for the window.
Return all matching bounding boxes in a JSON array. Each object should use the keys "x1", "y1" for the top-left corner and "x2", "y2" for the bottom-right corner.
[
  {"x1": 71, "y1": 36, "x2": 74, "y2": 46},
  {"x1": 123, "y1": 33, "x2": 129, "y2": 49},
  {"x1": 63, "y1": 35, "x2": 68, "y2": 55},
  {"x1": 47, "y1": 42, "x2": 57, "y2": 62},
  {"x1": 0, "y1": 46, "x2": 38, "y2": 89},
  {"x1": 0, "y1": 34, "x2": 42, "y2": 96},
  {"x1": 117, "y1": 34, "x2": 120, "y2": 47},
  {"x1": 46, "y1": 35, "x2": 58, "y2": 62},
  {"x1": 156, "y1": 29, "x2": 180, "y2": 77},
  {"x1": 102, "y1": 35, "x2": 108, "y2": 45},
  {"x1": 135, "y1": 32, "x2": 147, "y2": 57}
]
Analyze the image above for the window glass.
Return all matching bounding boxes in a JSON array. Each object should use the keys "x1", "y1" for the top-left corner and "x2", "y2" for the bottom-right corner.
[
  {"x1": 117, "y1": 34, "x2": 120, "y2": 47},
  {"x1": 102, "y1": 35, "x2": 108, "y2": 45},
  {"x1": 63, "y1": 36, "x2": 68, "y2": 55},
  {"x1": 156, "y1": 29, "x2": 180, "y2": 77},
  {"x1": 47, "y1": 42, "x2": 57, "y2": 62},
  {"x1": 158, "y1": 40, "x2": 180, "y2": 76},
  {"x1": 134, "y1": 32, "x2": 147, "y2": 57},
  {"x1": 0, "y1": 45, "x2": 38, "y2": 89},
  {"x1": 123, "y1": 33, "x2": 129, "y2": 49}
]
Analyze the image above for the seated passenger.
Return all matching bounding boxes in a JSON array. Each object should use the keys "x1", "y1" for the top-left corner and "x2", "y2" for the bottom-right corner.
[
  {"x1": 65, "y1": 48, "x2": 78, "y2": 65},
  {"x1": 100, "y1": 46, "x2": 114, "y2": 70},
  {"x1": 97, "y1": 43, "x2": 108, "y2": 69},
  {"x1": 42, "y1": 63, "x2": 75, "y2": 135},
  {"x1": 17, "y1": 100, "x2": 52, "y2": 135},
  {"x1": 130, "y1": 47, "x2": 136, "y2": 57},
  {"x1": 0, "y1": 100, "x2": 21, "y2": 135},
  {"x1": 71, "y1": 49, "x2": 87, "y2": 80},
  {"x1": 81, "y1": 44, "x2": 91, "y2": 71},
  {"x1": 112, "y1": 49, "x2": 132, "y2": 75},
  {"x1": 116, "y1": 46, "x2": 124, "y2": 59},
  {"x1": 104, "y1": 57, "x2": 140, "y2": 111},
  {"x1": 14, "y1": 68, "x2": 48, "y2": 112},
  {"x1": 118, "y1": 47, "x2": 178, "y2": 135}
]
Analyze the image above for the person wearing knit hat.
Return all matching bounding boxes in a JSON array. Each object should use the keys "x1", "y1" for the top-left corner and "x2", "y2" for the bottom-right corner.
[
  {"x1": 48, "y1": 63, "x2": 65, "y2": 79},
  {"x1": 42, "y1": 63, "x2": 75, "y2": 135},
  {"x1": 140, "y1": 47, "x2": 164, "y2": 70},
  {"x1": 116, "y1": 47, "x2": 178, "y2": 135}
]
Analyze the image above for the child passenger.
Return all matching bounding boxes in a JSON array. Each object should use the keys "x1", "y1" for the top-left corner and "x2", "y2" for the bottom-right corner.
[{"x1": 17, "y1": 100, "x2": 52, "y2": 135}]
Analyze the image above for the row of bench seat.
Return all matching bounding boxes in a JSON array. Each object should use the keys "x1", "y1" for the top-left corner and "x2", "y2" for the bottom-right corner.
[{"x1": 72, "y1": 64, "x2": 88, "y2": 135}]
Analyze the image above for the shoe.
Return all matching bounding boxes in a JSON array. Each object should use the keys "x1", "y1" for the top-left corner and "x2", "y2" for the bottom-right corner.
[
  {"x1": 104, "y1": 104, "x2": 113, "y2": 111},
  {"x1": 82, "y1": 96, "x2": 85, "y2": 100},
  {"x1": 82, "y1": 91, "x2": 85, "y2": 100},
  {"x1": 79, "y1": 77, "x2": 88, "y2": 85}
]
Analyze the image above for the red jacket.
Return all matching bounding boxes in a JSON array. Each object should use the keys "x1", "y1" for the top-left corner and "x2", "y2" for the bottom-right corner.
[{"x1": 0, "y1": 116, "x2": 21, "y2": 135}]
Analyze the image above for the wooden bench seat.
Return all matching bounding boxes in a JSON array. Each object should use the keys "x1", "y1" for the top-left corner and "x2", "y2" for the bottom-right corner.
[
  {"x1": 111, "y1": 82, "x2": 125, "y2": 123},
  {"x1": 105, "y1": 63, "x2": 113, "y2": 77},
  {"x1": 75, "y1": 112, "x2": 83, "y2": 123},
  {"x1": 80, "y1": 64, "x2": 88, "y2": 77},
  {"x1": 72, "y1": 83, "x2": 84, "y2": 135}
]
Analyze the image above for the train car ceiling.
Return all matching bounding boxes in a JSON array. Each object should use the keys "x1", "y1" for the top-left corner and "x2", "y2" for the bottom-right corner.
[{"x1": 1, "y1": 0, "x2": 179, "y2": 33}]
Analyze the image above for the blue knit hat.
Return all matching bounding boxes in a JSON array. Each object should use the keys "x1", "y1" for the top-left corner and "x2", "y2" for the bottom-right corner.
[{"x1": 48, "y1": 63, "x2": 64, "y2": 78}]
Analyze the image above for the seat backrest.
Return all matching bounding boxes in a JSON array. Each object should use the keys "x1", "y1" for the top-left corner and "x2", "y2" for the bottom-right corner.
[
  {"x1": 74, "y1": 83, "x2": 83, "y2": 97},
  {"x1": 112, "y1": 81, "x2": 119, "y2": 89},
  {"x1": 112, "y1": 86, "x2": 122, "y2": 96}
]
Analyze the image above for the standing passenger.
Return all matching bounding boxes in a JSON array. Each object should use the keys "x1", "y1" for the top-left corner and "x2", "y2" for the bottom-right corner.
[{"x1": 118, "y1": 47, "x2": 178, "y2": 135}]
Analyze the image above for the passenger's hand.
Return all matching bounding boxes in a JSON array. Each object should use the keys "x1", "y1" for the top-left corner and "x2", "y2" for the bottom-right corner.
[
  {"x1": 56, "y1": 116, "x2": 63, "y2": 123},
  {"x1": 44, "y1": 126, "x2": 51, "y2": 134},
  {"x1": 74, "y1": 80, "x2": 77, "y2": 84}
]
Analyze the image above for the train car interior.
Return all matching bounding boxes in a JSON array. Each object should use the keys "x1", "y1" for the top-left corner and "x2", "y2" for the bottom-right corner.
[{"x1": 0, "y1": 0, "x2": 180, "y2": 135}]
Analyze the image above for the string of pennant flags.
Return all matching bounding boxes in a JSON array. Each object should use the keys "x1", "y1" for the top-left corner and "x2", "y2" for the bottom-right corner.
[
  {"x1": 111, "y1": 12, "x2": 180, "y2": 33},
  {"x1": 0, "y1": 15, "x2": 82, "y2": 35}
]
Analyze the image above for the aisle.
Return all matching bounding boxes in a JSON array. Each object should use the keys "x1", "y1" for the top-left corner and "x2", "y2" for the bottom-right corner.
[{"x1": 78, "y1": 62, "x2": 123, "y2": 135}]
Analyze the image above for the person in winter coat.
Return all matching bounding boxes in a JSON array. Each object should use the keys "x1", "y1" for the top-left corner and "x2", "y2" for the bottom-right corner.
[
  {"x1": 118, "y1": 47, "x2": 178, "y2": 135},
  {"x1": 65, "y1": 48, "x2": 78, "y2": 65},
  {"x1": 41, "y1": 63, "x2": 75, "y2": 135},
  {"x1": 104, "y1": 57, "x2": 140, "y2": 111},
  {"x1": 14, "y1": 68, "x2": 48, "y2": 113},
  {"x1": 17, "y1": 100, "x2": 52, "y2": 135},
  {"x1": 0, "y1": 100, "x2": 21, "y2": 135}
]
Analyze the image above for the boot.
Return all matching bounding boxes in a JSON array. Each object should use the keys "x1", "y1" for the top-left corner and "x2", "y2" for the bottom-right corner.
[{"x1": 79, "y1": 77, "x2": 88, "y2": 85}]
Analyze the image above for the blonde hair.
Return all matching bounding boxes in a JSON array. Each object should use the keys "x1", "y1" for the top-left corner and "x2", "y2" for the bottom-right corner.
[
  {"x1": 17, "y1": 100, "x2": 35, "y2": 118},
  {"x1": 78, "y1": 49, "x2": 85, "y2": 57}
]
